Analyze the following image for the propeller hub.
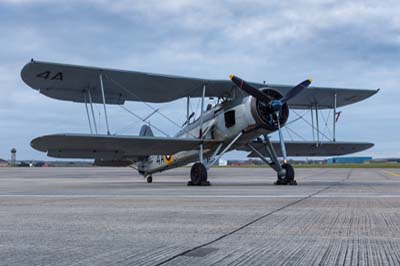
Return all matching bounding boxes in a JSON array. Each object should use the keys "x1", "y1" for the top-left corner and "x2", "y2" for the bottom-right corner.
[
  {"x1": 271, "y1": 99, "x2": 283, "y2": 112},
  {"x1": 250, "y1": 89, "x2": 289, "y2": 131}
]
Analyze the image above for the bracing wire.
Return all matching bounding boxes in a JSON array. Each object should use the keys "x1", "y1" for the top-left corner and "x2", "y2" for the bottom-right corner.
[
  {"x1": 292, "y1": 109, "x2": 332, "y2": 141},
  {"x1": 285, "y1": 110, "x2": 308, "y2": 126},
  {"x1": 107, "y1": 75, "x2": 184, "y2": 130},
  {"x1": 285, "y1": 125, "x2": 307, "y2": 141},
  {"x1": 320, "y1": 109, "x2": 332, "y2": 140},
  {"x1": 106, "y1": 74, "x2": 202, "y2": 138},
  {"x1": 113, "y1": 120, "x2": 141, "y2": 135},
  {"x1": 285, "y1": 127, "x2": 294, "y2": 141},
  {"x1": 119, "y1": 105, "x2": 170, "y2": 137},
  {"x1": 279, "y1": 110, "x2": 308, "y2": 141}
]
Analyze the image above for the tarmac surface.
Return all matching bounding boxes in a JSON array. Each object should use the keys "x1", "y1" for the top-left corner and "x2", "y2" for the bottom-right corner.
[{"x1": 1, "y1": 167, "x2": 400, "y2": 265}]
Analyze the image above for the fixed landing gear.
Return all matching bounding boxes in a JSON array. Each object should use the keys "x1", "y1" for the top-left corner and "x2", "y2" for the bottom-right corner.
[
  {"x1": 275, "y1": 163, "x2": 297, "y2": 185},
  {"x1": 248, "y1": 136, "x2": 298, "y2": 186},
  {"x1": 188, "y1": 162, "x2": 210, "y2": 186},
  {"x1": 146, "y1": 175, "x2": 153, "y2": 183}
]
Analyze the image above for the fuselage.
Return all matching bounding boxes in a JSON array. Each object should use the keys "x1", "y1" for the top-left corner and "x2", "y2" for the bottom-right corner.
[{"x1": 137, "y1": 93, "x2": 287, "y2": 175}]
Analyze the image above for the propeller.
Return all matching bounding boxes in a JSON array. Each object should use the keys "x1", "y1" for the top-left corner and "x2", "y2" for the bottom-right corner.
[
  {"x1": 229, "y1": 75, "x2": 272, "y2": 103},
  {"x1": 229, "y1": 75, "x2": 312, "y2": 163},
  {"x1": 229, "y1": 75, "x2": 311, "y2": 112}
]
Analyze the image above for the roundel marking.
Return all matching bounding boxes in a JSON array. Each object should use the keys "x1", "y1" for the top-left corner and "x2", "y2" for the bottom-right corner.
[{"x1": 163, "y1": 155, "x2": 173, "y2": 165}]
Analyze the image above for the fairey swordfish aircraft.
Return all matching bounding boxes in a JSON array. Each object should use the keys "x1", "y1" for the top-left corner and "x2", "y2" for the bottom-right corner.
[{"x1": 21, "y1": 60, "x2": 378, "y2": 186}]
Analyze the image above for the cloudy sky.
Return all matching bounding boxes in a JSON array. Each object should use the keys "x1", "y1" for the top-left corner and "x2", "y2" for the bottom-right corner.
[{"x1": 0, "y1": 0, "x2": 399, "y2": 161}]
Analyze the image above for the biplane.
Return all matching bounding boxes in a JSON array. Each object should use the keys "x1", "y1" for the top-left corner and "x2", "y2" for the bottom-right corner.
[{"x1": 21, "y1": 60, "x2": 378, "y2": 185}]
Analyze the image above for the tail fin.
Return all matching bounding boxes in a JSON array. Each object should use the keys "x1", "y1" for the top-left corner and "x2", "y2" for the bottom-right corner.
[
  {"x1": 138, "y1": 125, "x2": 153, "y2": 175},
  {"x1": 139, "y1": 124, "x2": 154, "y2": 137}
]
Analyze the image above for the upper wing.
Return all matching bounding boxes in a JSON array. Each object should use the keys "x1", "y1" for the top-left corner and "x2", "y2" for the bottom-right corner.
[
  {"x1": 237, "y1": 141, "x2": 374, "y2": 157},
  {"x1": 21, "y1": 60, "x2": 378, "y2": 108},
  {"x1": 266, "y1": 84, "x2": 379, "y2": 109},
  {"x1": 31, "y1": 134, "x2": 219, "y2": 162},
  {"x1": 21, "y1": 60, "x2": 234, "y2": 104}
]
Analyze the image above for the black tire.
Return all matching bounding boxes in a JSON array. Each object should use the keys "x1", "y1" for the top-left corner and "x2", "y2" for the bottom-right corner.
[
  {"x1": 146, "y1": 175, "x2": 153, "y2": 183},
  {"x1": 276, "y1": 163, "x2": 295, "y2": 185},
  {"x1": 190, "y1": 162, "x2": 208, "y2": 185}
]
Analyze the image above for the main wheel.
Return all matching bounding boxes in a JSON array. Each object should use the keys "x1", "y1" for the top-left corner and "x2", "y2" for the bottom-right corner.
[
  {"x1": 276, "y1": 163, "x2": 295, "y2": 185},
  {"x1": 189, "y1": 162, "x2": 209, "y2": 186},
  {"x1": 146, "y1": 175, "x2": 153, "y2": 183}
]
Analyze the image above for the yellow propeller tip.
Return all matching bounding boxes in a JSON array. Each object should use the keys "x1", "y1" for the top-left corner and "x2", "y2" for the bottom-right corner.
[
  {"x1": 308, "y1": 78, "x2": 313, "y2": 83},
  {"x1": 229, "y1": 74, "x2": 234, "y2": 80}
]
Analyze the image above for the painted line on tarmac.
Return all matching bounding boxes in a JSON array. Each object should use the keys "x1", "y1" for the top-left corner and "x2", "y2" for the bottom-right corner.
[
  {"x1": 383, "y1": 170, "x2": 400, "y2": 177},
  {"x1": 312, "y1": 194, "x2": 400, "y2": 198},
  {"x1": 0, "y1": 194, "x2": 306, "y2": 198},
  {"x1": 2, "y1": 194, "x2": 400, "y2": 198}
]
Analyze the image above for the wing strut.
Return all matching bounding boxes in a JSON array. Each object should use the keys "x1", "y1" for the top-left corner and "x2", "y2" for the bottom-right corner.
[
  {"x1": 333, "y1": 93, "x2": 337, "y2": 142},
  {"x1": 99, "y1": 74, "x2": 111, "y2": 135},
  {"x1": 186, "y1": 96, "x2": 190, "y2": 138},
  {"x1": 315, "y1": 104, "x2": 320, "y2": 146},
  {"x1": 207, "y1": 131, "x2": 243, "y2": 169},
  {"x1": 311, "y1": 105, "x2": 315, "y2": 142},
  {"x1": 87, "y1": 90, "x2": 98, "y2": 134},
  {"x1": 199, "y1": 84, "x2": 206, "y2": 163},
  {"x1": 83, "y1": 93, "x2": 93, "y2": 134}
]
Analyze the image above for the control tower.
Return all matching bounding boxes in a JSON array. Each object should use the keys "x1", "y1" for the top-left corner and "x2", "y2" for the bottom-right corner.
[{"x1": 11, "y1": 148, "x2": 16, "y2": 167}]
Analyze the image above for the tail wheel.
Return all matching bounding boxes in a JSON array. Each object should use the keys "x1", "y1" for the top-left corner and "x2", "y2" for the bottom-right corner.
[
  {"x1": 189, "y1": 162, "x2": 209, "y2": 186},
  {"x1": 276, "y1": 163, "x2": 296, "y2": 185}
]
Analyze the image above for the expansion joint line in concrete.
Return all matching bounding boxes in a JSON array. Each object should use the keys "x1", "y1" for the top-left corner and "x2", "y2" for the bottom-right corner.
[{"x1": 155, "y1": 185, "x2": 334, "y2": 266}]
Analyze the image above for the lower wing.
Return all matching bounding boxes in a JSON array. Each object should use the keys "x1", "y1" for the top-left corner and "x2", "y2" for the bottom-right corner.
[
  {"x1": 31, "y1": 134, "x2": 219, "y2": 165},
  {"x1": 237, "y1": 141, "x2": 373, "y2": 157}
]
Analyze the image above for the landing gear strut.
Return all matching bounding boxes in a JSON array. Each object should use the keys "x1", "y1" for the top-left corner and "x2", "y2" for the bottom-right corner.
[
  {"x1": 248, "y1": 135, "x2": 298, "y2": 186},
  {"x1": 188, "y1": 162, "x2": 210, "y2": 186}
]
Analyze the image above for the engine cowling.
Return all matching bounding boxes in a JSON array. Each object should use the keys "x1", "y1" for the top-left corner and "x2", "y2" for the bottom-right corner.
[{"x1": 250, "y1": 88, "x2": 289, "y2": 131}]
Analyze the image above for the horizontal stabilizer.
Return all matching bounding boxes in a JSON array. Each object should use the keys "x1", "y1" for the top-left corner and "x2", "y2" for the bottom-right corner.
[
  {"x1": 31, "y1": 134, "x2": 219, "y2": 161},
  {"x1": 241, "y1": 141, "x2": 374, "y2": 157}
]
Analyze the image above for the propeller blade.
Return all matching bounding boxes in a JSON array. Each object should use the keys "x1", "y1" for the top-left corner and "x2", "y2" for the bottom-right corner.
[
  {"x1": 229, "y1": 75, "x2": 271, "y2": 103},
  {"x1": 281, "y1": 79, "x2": 312, "y2": 104}
]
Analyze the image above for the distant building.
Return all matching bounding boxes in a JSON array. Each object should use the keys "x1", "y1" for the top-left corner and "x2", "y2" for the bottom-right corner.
[
  {"x1": 0, "y1": 158, "x2": 8, "y2": 167},
  {"x1": 371, "y1": 158, "x2": 400, "y2": 164},
  {"x1": 327, "y1": 156, "x2": 372, "y2": 164},
  {"x1": 218, "y1": 159, "x2": 228, "y2": 166}
]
